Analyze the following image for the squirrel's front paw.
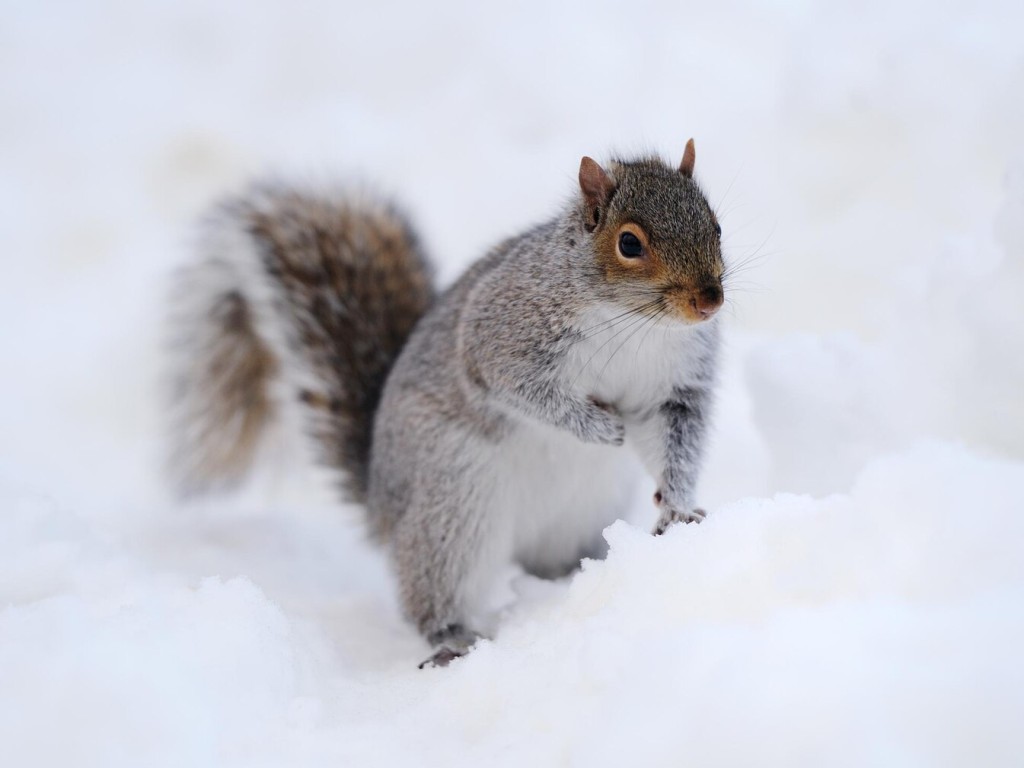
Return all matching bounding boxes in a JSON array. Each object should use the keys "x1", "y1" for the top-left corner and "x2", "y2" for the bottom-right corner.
[
  {"x1": 652, "y1": 491, "x2": 706, "y2": 535},
  {"x1": 583, "y1": 397, "x2": 625, "y2": 446}
]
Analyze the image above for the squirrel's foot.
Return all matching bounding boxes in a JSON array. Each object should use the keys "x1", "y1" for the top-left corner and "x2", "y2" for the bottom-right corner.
[
  {"x1": 652, "y1": 491, "x2": 706, "y2": 535},
  {"x1": 418, "y1": 623, "x2": 480, "y2": 669},
  {"x1": 418, "y1": 646, "x2": 468, "y2": 669}
]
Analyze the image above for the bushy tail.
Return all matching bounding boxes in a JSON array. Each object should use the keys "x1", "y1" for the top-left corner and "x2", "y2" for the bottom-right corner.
[{"x1": 165, "y1": 182, "x2": 434, "y2": 502}]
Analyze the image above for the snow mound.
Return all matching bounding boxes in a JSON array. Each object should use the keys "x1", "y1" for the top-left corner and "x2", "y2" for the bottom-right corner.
[{"x1": 2, "y1": 444, "x2": 1022, "y2": 766}]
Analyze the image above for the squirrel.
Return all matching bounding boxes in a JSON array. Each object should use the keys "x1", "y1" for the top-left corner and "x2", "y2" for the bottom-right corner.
[{"x1": 166, "y1": 139, "x2": 725, "y2": 667}]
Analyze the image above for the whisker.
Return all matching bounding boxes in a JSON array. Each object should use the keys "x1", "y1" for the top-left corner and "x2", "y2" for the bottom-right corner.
[
  {"x1": 721, "y1": 248, "x2": 773, "y2": 282},
  {"x1": 722, "y1": 280, "x2": 770, "y2": 296},
  {"x1": 715, "y1": 165, "x2": 743, "y2": 213},
  {"x1": 573, "y1": 302, "x2": 669, "y2": 346},
  {"x1": 722, "y1": 221, "x2": 775, "y2": 281},
  {"x1": 632, "y1": 304, "x2": 668, "y2": 368},
  {"x1": 594, "y1": 304, "x2": 667, "y2": 385},
  {"x1": 569, "y1": 305, "x2": 659, "y2": 389},
  {"x1": 575, "y1": 298, "x2": 661, "y2": 336}
]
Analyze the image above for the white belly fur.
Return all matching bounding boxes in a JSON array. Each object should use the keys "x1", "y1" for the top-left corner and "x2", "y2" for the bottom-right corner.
[
  {"x1": 493, "y1": 418, "x2": 643, "y2": 574},
  {"x1": 471, "y1": 309, "x2": 708, "y2": 599}
]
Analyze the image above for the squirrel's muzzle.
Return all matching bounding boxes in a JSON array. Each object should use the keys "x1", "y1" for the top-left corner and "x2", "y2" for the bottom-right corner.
[{"x1": 669, "y1": 281, "x2": 723, "y2": 323}]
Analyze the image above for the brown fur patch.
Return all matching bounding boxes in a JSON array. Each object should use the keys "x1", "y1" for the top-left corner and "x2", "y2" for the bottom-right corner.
[
  {"x1": 171, "y1": 288, "x2": 278, "y2": 493},
  {"x1": 593, "y1": 220, "x2": 674, "y2": 286},
  {"x1": 579, "y1": 157, "x2": 616, "y2": 231},
  {"x1": 679, "y1": 138, "x2": 696, "y2": 178},
  {"x1": 592, "y1": 216, "x2": 723, "y2": 324},
  {"x1": 244, "y1": 194, "x2": 433, "y2": 501},
  {"x1": 170, "y1": 183, "x2": 434, "y2": 502}
]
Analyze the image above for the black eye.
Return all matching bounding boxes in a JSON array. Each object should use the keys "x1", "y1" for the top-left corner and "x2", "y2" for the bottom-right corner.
[
  {"x1": 618, "y1": 231, "x2": 644, "y2": 258},
  {"x1": 714, "y1": 222, "x2": 722, "y2": 236}
]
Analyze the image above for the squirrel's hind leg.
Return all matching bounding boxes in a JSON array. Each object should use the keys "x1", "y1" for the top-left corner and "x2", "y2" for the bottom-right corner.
[{"x1": 388, "y1": 451, "x2": 507, "y2": 669}]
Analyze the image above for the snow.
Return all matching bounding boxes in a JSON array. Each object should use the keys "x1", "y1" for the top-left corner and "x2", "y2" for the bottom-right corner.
[{"x1": 2, "y1": 1, "x2": 1023, "y2": 765}]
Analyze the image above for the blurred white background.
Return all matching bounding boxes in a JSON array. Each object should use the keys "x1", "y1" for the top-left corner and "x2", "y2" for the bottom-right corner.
[{"x1": 1, "y1": 1, "x2": 1023, "y2": 765}]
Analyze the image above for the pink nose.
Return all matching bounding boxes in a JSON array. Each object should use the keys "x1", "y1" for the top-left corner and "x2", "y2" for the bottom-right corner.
[{"x1": 690, "y1": 284, "x2": 723, "y2": 319}]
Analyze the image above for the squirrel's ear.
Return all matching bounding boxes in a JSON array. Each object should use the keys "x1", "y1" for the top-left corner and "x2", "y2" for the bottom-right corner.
[
  {"x1": 679, "y1": 138, "x2": 696, "y2": 178},
  {"x1": 579, "y1": 157, "x2": 615, "y2": 231}
]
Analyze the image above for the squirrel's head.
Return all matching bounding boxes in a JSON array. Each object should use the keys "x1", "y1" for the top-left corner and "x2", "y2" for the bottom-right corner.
[{"x1": 578, "y1": 140, "x2": 723, "y2": 325}]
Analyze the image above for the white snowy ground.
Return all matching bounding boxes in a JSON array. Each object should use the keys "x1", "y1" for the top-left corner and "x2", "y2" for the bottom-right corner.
[{"x1": 2, "y1": 1, "x2": 1023, "y2": 765}]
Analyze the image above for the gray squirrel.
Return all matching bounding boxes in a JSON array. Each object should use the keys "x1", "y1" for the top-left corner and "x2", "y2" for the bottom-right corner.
[{"x1": 166, "y1": 140, "x2": 725, "y2": 667}]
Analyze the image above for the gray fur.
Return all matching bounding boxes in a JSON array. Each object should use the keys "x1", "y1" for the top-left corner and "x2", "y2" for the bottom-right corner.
[
  {"x1": 167, "y1": 149, "x2": 724, "y2": 666},
  {"x1": 371, "y1": 153, "x2": 724, "y2": 660}
]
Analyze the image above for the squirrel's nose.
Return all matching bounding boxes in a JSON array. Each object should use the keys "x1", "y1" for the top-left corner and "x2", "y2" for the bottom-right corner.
[{"x1": 689, "y1": 284, "x2": 723, "y2": 320}]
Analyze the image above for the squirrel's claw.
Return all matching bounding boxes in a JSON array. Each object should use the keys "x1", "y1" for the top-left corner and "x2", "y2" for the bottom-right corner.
[
  {"x1": 419, "y1": 623, "x2": 480, "y2": 668},
  {"x1": 653, "y1": 494, "x2": 706, "y2": 535},
  {"x1": 418, "y1": 646, "x2": 468, "y2": 669}
]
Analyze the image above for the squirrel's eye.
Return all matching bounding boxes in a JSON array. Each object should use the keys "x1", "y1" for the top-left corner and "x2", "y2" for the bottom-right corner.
[
  {"x1": 618, "y1": 232, "x2": 643, "y2": 258},
  {"x1": 714, "y1": 222, "x2": 722, "y2": 236}
]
